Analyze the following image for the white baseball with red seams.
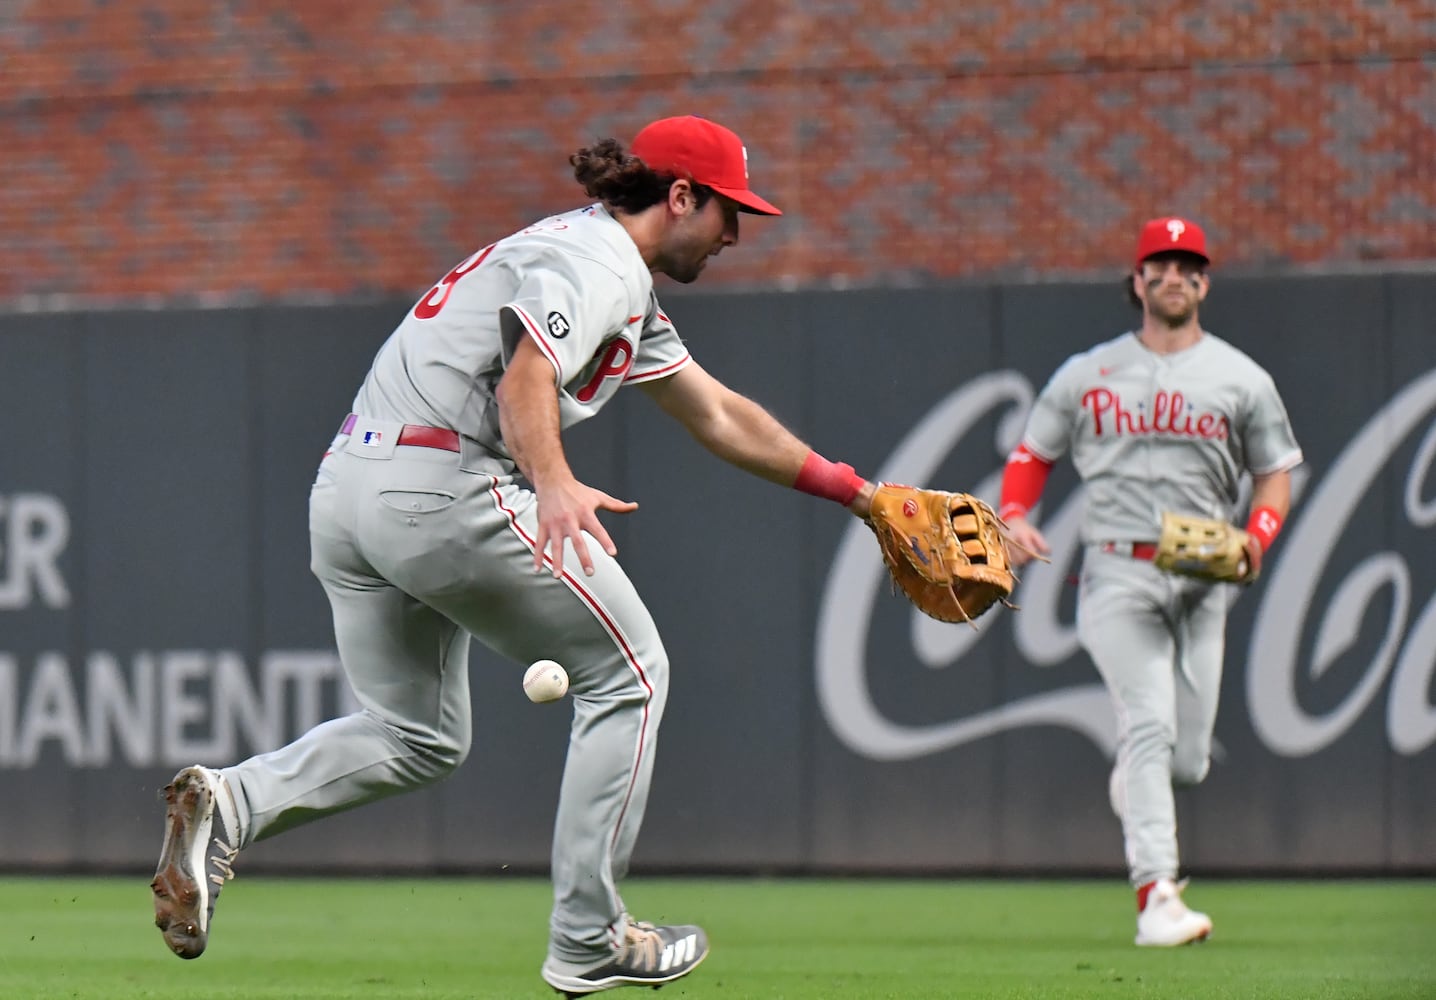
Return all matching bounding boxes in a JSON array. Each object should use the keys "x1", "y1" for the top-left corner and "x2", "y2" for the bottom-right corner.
[{"x1": 524, "y1": 660, "x2": 570, "y2": 703}]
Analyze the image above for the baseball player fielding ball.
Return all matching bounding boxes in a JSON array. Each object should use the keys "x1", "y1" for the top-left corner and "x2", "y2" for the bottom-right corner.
[
  {"x1": 149, "y1": 114, "x2": 970, "y2": 996},
  {"x1": 523, "y1": 660, "x2": 570, "y2": 703}
]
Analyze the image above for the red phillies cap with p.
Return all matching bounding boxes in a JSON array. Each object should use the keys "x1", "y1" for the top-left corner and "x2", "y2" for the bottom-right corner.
[
  {"x1": 631, "y1": 115, "x2": 782, "y2": 216},
  {"x1": 1135, "y1": 216, "x2": 1210, "y2": 267}
]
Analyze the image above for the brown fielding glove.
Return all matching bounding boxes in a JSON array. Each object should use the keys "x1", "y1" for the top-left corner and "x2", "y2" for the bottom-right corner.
[
  {"x1": 1153, "y1": 512, "x2": 1253, "y2": 582},
  {"x1": 865, "y1": 484, "x2": 1016, "y2": 624}
]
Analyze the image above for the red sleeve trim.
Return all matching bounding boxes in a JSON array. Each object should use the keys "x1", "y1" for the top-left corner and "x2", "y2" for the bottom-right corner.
[
  {"x1": 623, "y1": 354, "x2": 692, "y2": 383},
  {"x1": 507, "y1": 305, "x2": 563, "y2": 380}
]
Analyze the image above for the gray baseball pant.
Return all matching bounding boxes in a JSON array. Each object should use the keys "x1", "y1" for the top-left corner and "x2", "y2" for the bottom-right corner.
[
  {"x1": 1077, "y1": 547, "x2": 1227, "y2": 888},
  {"x1": 221, "y1": 427, "x2": 668, "y2": 965}
]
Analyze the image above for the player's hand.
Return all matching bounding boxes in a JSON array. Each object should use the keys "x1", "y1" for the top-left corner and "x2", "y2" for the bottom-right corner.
[
  {"x1": 1002, "y1": 515, "x2": 1050, "y2": 569},
  {"x1": 532, "y1": 480, "x2": 639, "y2": 578},
  {"x1": 846, "y1": 480, "x2": 878, "y2": 519},
  {"x1": 1240, "y1": 534, "x2": 1264, "y2": 583}
]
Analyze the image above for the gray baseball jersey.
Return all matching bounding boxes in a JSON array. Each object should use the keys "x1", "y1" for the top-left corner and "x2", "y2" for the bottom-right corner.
[
  {"x1": 1017, "y1": 329, "x2": 1301, "y2": 893},
  {"x1": 220, "y1": 202, "x2": 696, "y2": 968},
  {"x1": 1022, "y1": 331, "x2": 1303, "y2": 542},
  {"x1": 353, "y1": 203, "x2": 691, "y2": 453}
]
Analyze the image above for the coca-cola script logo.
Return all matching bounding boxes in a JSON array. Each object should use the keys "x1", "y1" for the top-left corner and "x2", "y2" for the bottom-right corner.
[
  {"x1": 1249, "y1": 367, "x2": 1436, "y2": 757},
  {"x1": 816, "y1": 369, "x2": 1436, "y2": 762}
]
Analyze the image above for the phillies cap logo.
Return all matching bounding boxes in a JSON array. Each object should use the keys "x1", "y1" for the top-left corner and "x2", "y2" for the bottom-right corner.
[{"x1": 1135, "y1": 215, "x2": 1207, "y2": 266}]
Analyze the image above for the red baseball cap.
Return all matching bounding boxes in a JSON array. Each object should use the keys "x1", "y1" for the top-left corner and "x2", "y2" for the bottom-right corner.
[
  {"x1": 631, "y1": 115, "x2": 782, "y2": 216},
  {"x1": 1134, "y1": 217, "x2": 1210, "y2": 267}
]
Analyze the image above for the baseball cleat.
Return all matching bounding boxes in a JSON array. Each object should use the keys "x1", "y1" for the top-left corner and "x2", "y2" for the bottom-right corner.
[
  {"x1": 1135, "y1": 877, "x2": 1213, "y2": 947},
  {"x1": 150, "y1": 765, "x2": 241, "y2": 959},
  {"x1": 541, "y1": 918, "x2": 709, "y2": 995}
]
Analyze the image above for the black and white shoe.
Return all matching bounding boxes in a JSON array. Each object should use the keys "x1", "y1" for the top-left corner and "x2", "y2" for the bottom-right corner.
[
  {"x1": 541, "y1": 919, "x2": 709, "y2": 996},
  {"x1": 150, "y1": 765, "x2": 241, "y2": 959}
]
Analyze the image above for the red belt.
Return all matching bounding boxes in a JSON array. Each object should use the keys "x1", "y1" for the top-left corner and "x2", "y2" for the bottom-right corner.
[
  {"x1": 338, "y1": 413, "x2": 460, "y2": 453},
  {"x1": 1101, "y1": 541, "x2": 1159, "y2": 561}
]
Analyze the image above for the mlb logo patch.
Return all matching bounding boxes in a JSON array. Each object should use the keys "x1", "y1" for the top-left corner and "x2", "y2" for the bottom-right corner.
[{"x1": 362, "y1": 430, "x2": 383, "y2": 446}]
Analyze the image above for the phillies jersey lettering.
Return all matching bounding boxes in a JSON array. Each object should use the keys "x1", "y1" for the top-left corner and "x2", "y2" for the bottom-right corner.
[
  {"x1": 1081, "y1": 388, "x2": 1230, "y2": 440},
  {"x1": 351, "y1": 204, "x2": 691, "y2": 464},
  {"x1": 576, "y1": 339, "x2": 635, "y2": 403},
  {"x1": 1023, "y1": 331, "x2": 1302, "y2": 542}
]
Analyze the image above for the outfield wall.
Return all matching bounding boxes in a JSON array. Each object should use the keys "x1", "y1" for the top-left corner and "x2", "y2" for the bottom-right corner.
[{"x1": 2, "y1": 273, "x2": 1434, "y2": 874}]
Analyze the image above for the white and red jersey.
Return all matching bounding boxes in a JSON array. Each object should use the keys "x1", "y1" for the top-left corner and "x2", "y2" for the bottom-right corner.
[
  {"x1": 1022, "y1": 331, "x2": 1303, "y2": 542},
  {"x1": 352, "y1": 203, "x2": 691, "y2": 460}
]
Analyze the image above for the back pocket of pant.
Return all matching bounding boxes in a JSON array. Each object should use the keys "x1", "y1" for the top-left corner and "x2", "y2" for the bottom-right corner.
[{"x1": 379, "y1": 489, "x2": 457, "y2": 514}]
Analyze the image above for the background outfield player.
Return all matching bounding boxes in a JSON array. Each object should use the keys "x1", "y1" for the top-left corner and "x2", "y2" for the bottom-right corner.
[
  {"x1": 150, "y1": 115, "x2": 883, "y2": 995},
  {"x1": 997, "y1": 218, "x2": 1302, "y2": 946}
]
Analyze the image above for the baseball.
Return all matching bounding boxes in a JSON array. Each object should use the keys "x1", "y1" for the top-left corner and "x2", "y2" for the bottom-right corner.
[{"x1": 523, "y1": 659, "x2": 569, "y2": 703}]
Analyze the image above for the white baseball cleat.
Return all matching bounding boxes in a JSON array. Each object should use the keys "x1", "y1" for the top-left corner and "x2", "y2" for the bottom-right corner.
[
  {"x1": 150, "y1": 765, "x2": 242, "y2": 959},
  {"x1": 541, "y1": 918, "x2": 709, "y2": 995},
  {"x1": 1135, "y1": 877, "x2": 1213, "y2": 947}
]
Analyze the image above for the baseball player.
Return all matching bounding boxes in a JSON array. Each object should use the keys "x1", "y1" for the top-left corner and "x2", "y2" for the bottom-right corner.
[
  {"x1": 998, "y1": 217, "x2": 1302, "y2": 946},
  {"x1": 149, "y1": 115, "x2": 883, "y2": 995}
]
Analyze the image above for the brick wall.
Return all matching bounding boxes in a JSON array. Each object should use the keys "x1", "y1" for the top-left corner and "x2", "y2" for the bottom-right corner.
[{"x1": 3, "y1": 1, "x2": 1433, "y2": 305}]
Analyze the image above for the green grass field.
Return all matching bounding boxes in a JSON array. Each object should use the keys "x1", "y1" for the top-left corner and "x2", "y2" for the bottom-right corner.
[{"x1": 1, "y1": 876, "x2": 1432, "y2": 999}]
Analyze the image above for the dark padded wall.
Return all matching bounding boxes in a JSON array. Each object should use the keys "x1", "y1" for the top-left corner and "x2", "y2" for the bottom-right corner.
[{"x1": 1, "y1": 274, "x2": 1432, "y2": 873}]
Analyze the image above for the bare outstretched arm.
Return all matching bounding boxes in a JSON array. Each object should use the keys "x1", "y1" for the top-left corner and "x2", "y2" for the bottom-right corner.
[{"x1": 640, "y1": 362, "x2": 875, "y2": 517}]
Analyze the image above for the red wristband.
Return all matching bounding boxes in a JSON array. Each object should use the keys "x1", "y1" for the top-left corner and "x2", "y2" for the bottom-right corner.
[
  {"x1": 793, "y1": 451, "x2": 865, "y2": 506},
  {"x1": 1246, "y1": 505, "x2": 1283, "y2": 552}
]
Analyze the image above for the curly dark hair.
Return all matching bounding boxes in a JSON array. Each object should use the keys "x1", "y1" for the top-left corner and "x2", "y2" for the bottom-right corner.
[{"x1": 570, "y1": 138, "x2": 715, "y2": 215}]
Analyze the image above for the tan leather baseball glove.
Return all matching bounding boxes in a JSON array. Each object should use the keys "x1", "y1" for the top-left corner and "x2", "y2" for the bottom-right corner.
[
  {"x1": 865, "y1": 484, "x2": 1016, "y2": 624},
  {"x1": 1154, "y1": 512, "x2": 1253, "y2": 582}
]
